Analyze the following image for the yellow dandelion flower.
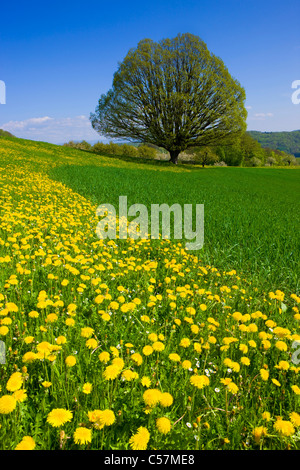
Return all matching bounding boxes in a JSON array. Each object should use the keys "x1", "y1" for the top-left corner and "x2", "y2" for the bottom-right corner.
[
  {"x1": 148, "y1": 333, "x2": 158, "y2": 342},
  {"x1": 227, "y1": 382, "x2": 239, "y2": 394},
  {"x1": 98, "y1": 351, "x2": 110, "y2": 363},
  {"x1": 191, "y1": 324, "x2": 200, "y2": 335},
  {"x1": 13, "y1": 389, "x2": 27, "y2": 403},
  {"x1": 22, "y1": 351, "x2": 37, "y2": 363},
  {"x1": 129, "y1": 426, "x2": 150, "y2": 450},
  {"x1": 101, "y1": 313, "x2": 111, "y2": 321},
  {"x1": 110, "y1": 346, "x2": 119, "y2": 357},
  {"x1": 42, "y1": 381, "x2": 52, "y2": 388},
  {"x1": 159, "y1": 392, "x2": 174, "y2": 407},
  {"x1": 100, "y1": 409, "x2": 116, "y2": 426},
  {"x1": 86, "y1": 338, "x2": 98, "y2": 349},
  {"x1": 140, "y1": 315, "x2": 150, "y2": 323},
  {"x1": 46, "y1": 313, "x2": 58, "y2": 323},
  {"x1": 0, "y1": 326, "x2": 9, "y2": 336},
  {"x1": 152, "y1": 341, "x2": 165, "y2": 352},
  {"x1": 220, "y1": 378, "x2": 232, "y2": 386},
  {"x1": 88, "y1": 409, "x2": 104, "y2": 429},
  {"x1": 274, "y1": 419, "x2": 295, "y2": 437},
  {"x1": 262, "y1": 411, "x2": 271, "y2": 421},
  {"x1": 5, "y1": 302, "x2": 18, "y2": 312},
  {"x1": 241, "y1": 357, "x2": 250, "y2": 366},
  {"x1": 142, "y1": 345, "x2": 154, "y2": 356},
  {"x1": 231, "y1": 361, "x2": 240, "y2": 372},
  {"x1": 36, "y1": 341, "x2": 52, "y2": 355},
  {"x1": 169, "y1": 353, "x2": 181, "y2": 363},
  {"x1": 82, "y1": 383, "x2": 93, "y2": 394},
  {"x1": 65, "y1": 355, "x2": 76, "y2": 367},
  {"x1": 291, "y1": 385, "x2": 300, "y2": 395},
  {"x1": 156, "y1": 417, "x2": 171, "y2": 434},
  {"x1": 122, "y1": 370, "x2": 139, "y2": 381},
  {"x1": 109, "y1": 301, "x2": 119, "y2": 310},
  {"x1": 273, "y1": 327, "x2": 290, "y2": 338},
  {"x1": 260, "y1": 369, "x2": 269, "y2": 381},
  {"x1": 194, "y1": 343, "x2": 202, "y2": 353},
  {"x1": 103, "y1": 365, "x2": 121, "y2": 380},
  {"x1": 275, "y1": 341, "x2": 287, "y2": 352},
  {"x1": 0, "y1": 395, "x2": 17, "y2": 414},
  {"x1": 112, "y1": 357, "x2": 124, "y2": 369},
  {"x1": 74, "y1": 427, "x2": 92, "y2": 445},
  {"x1": 272, "y1": 378, "x2": 281, "y2": 387},
  {"x1": 223, "y1": 358, "x2": 233, "y2": 368},
  {"x1": 80, "y1": 327, "x2": 94, "y2": 338},
  {"x1": 252, "y1": 426, "x2": 267, "y2": 444},
  {"x1": 46, "y1": 408, "x2": 73, "y2": 427},
  {"x1": 290, "y1": 412, "x2": 300, "y2": 427},
  {"x1": 131, "y1": 353, "x2": 143, "y2": 366},
  {"x1": 179, "y1": 338, "x2": 191, "y2": 348},
  {"x1": 65, "y1": 318, "x2": 75, "y2": 327},
  {"x1": 24, "y1": 336, "x2": 34, "y2": 344},
  {"x1": 261, "y1": 340, "x2": 271, "y2": 350},
  {"x1": 247, "y1": 323, "x2": 258, "y2": 333},
  {"x1": 15, "y1": 436, "x2": 35, "y2": 450},
  {"x1": 143, "y1": 388, "x2": 162, "y2": 407},
  {"x1": 141, "y1": 376, "x2": 151, "y2": 388},
  {"x1": 208, "y1": 335, "x2": 217, "y2": 344},
  {"x1": 186, "y1": 306, "x2": 196, "y2": 316},
  {"x1": 190, "y1": 375, "x2": 210, "y2": 390},
  {"x1": 56, "y1": 336, "x2": 67, "y2": 345},
  {"x1": 232, "y1": 311, "x2": 243, "y2": 321},
  {"x1": 275, "y1": 361, "x2": 290, "y2": 371},
  {"x1": 6, "y1": 371, "x2": 23, "y2": 392},
  {"x1": 182, "y1": 360, "x2": 192, "y2": 370}
]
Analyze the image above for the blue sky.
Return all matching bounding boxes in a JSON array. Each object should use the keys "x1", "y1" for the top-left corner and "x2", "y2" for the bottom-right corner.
[{"x1": 0, "y1": 0, "x2": 299, "y2": 144}]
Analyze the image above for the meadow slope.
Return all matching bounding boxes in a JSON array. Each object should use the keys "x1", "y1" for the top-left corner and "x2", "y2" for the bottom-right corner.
[{"x1": 0, "y1": 136, "x2": 299, "y2": 450}]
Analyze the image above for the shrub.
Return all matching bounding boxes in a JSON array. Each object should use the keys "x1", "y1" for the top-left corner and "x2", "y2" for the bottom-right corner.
[
  {"x1": 249, "y1": 157, "x2": 262, "y2": 167},
  {"x1": 92, "y1": 142, "x2": 109, "y2": 154},
  {"x1": 138, "y1": 145, "x2": 157, "y2": 159},
  {"x1": 63, "y1": 140, "x2": 92, "y2": 151},
  {"x1": 106, "y1": 142, "x2": 123, "y2": 156},
  {"x1": 120, "y1": 144, "x2": 139, "y2": 157}
]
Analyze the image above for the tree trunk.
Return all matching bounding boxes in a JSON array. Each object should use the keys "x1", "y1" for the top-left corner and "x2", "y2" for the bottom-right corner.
[{"x1": 169, "y1": 150, "x2": 180, "y2": 164}]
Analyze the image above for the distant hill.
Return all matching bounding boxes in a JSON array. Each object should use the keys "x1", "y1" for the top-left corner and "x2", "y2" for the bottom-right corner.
[
  {"x1": 0, "y1": 129, "x2": 14, "y2": 138},
  {"x1": 247, "y1": 130, "x2": 300, "y2": 158}
]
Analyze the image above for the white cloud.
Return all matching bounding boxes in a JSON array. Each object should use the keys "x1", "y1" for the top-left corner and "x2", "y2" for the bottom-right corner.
[
  {"x1": 0, "y1": 115, "x2": 100, "y2": 144},
  {"x1": 254, "y1": 112, "x2": 274, "y2": 118},
  {"x1": 247, "y1": 112, "x2": 274, "y2": 122}
]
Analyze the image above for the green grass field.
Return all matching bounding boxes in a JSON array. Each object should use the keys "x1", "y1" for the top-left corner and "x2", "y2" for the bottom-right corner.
[
  {"x1": 0, "y1": 136, "x2": 300, "y2": 450},
  {"x1": 50, "y1": 161, "x2": 300, "y2": 293}
]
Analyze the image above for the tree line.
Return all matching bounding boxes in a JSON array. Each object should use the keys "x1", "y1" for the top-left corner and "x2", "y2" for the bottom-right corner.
[
  {"x1": 248, "y1": 130, "x2": 300, "y2": 158},
  {"x1": 62, "y1": 134, "x2": 298, "y2": 167}
]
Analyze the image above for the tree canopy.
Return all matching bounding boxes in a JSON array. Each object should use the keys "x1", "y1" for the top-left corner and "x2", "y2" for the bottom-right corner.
[{"x1": 90, "y1": 33, "x2": 247, "y2": 163}]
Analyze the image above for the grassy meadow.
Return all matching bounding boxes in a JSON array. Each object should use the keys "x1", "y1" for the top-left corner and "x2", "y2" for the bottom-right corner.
[{"x1": 0, "y1": 135, "x2": 300, "y2": 450}]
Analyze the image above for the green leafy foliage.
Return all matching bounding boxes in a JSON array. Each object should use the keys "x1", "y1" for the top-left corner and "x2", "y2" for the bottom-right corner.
[
  {"x1": 90, "y1": 33, "x2": 247, "y2": 164},
  {"x1": 248, "y1": 130, "x2": 300, "y2": 157},
  {"x1": 0, "y1": 129, "x2": 14, "y2": 138}
]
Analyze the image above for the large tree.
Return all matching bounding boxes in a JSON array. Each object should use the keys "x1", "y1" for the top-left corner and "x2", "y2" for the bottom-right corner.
[{"x1": 90, "y1": 33, "x2": 247, "y2": 164}]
